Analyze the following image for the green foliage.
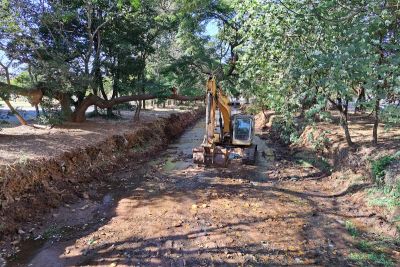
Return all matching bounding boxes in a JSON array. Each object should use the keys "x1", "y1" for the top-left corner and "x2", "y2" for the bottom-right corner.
[
  {"x1": 371, "y1": 152, "x2": 400, "y2": 184},
  {"x1": 347, "y1": 228, "x2": 396, "y2": 266},
  {"x1": 36, "y1": 113, "x2": 63, "y2": 126},
  {"x1": 306, "y1": 129, "x2": 331, "y2": 152},
  {"x1": 371, "y1": 156, "x2": 395, "y2": 183},
  {"x1": 233, "y1": 0, "x2": 400, "y2": 144},
  {"x1": 270, "y1": 117, "x2": 299, "y2": 145},
  {"x1": 36, "y1": 98, "x2": 64, "y2": 125},
  {"x1": 244, "y1": 104, "x2": 262, "y2": 115},
  {"x1": 349, "y1": 252, "x2": 394, "y2": 267},
  {"x1": 381, "y1": 105, "x2": 400, "y2": 129},
  {"x1": 114, "y1": 102, "x2": 135, "y2": 111}
]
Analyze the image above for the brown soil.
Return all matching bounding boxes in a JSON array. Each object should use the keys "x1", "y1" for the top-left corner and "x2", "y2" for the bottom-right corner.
[
  {"x1": 0, "y1": 109, "x2": 185, "y2": 165},
  {"x1": 2, "y1": 117, "x2": 399, "y2": 266},
  {"x1": 0, "y1": 108, "x2": 204, "y2": 238},
  {"x1": 294, "y1": 112, "x2": 400, "y2": 171}
]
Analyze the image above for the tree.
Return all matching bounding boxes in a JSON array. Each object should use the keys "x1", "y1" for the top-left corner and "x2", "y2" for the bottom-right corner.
[
  {"x1": 234, "y1": 0, "x2": 400, "y2": 146},
  {"x1": 0, "y1": 0, "x2": 206, "y2": 123}
]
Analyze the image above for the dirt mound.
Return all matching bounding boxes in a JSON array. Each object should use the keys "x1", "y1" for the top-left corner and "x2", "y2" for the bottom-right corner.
[{"x1": 0, "y1": 109, "x2": 204, "y2": 238}]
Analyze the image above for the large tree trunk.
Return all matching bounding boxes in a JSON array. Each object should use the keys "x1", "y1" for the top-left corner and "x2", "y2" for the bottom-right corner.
[
  {"x1": 372, "y1": 99, "x2": 380, "y2": 145},
  {"x1": 71, "y1": 93, "x2": 204, "y2": 123},
  {"x1": 56, "y1": 93, "x2": 73, "y2": 121}
]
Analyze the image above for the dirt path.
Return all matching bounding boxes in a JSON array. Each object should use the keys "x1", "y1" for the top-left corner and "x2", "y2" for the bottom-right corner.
[{"x1": 6, "y1": 120, "x2": 399, "y2": 266}]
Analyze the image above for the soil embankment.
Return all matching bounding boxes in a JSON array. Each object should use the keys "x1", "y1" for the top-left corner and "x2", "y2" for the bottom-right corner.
[{"x1": 0, "y1": 108, "x2": 204, "y2": 238}]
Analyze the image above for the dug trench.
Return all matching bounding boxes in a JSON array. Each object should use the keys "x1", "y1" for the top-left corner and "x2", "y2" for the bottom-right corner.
[
  {"x1": 2, "y1": 109, "x2": 400, "y2": 266},
  {"x1": 0, "y1": 109, "x2": 204, "y2": 258}
]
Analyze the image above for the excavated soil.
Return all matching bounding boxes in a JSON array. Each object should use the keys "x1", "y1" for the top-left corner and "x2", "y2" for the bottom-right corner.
[
  {"x1": 2, "y1": 117, "x2": 399, "y2": 267},
  {"x1": 0, "y1": 108, "x2": 204, "y2": 238}
]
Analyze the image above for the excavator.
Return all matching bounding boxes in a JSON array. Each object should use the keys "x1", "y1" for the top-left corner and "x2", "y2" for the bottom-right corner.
[{"x1": 193, "y1": 76, "x2": 257, "y2": 167}]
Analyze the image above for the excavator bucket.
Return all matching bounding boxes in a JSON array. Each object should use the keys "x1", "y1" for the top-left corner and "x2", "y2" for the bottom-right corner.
[
  {"x1": 192, "y1": 146, "x2": 229, "y2": 167},
  {"x1": 193, "y1": 145, "x2": 256, "y2": 167}
]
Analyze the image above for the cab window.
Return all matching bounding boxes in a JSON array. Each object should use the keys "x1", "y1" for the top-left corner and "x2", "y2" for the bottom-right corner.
[{"x1": 234, "y1": 118, "x2": 251, "y2": 140}]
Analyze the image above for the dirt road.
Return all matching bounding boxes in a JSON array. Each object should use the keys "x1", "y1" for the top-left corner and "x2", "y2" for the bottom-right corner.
[{"x1": 7, "y1": 120, "x2": 398, "y2": 266}]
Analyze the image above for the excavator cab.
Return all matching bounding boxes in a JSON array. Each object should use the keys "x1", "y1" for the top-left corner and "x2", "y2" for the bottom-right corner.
[{"x1": 232, "y1": 114, "x2": 254, "y2": 146}]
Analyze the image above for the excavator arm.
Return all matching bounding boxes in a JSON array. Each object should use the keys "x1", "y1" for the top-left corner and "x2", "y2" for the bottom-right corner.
[{"x1": 204, "y1": 77, "x2": 231, "y2": 145}]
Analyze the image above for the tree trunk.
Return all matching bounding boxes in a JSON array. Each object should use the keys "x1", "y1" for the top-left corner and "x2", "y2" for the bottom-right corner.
[
  {"x1": 339, "y1": 111, "x2": 354, "y2": 147},
  {"x1": 2, "y1": 98, "x2": 28, "y2": 125},
  {"x1": 1, "y1": 67, "x2": 28, "y2": 125},
  {"x1": 372, "y1": 99, "x2": 380, "y2": 145},
  {"x1": 58, "y1": 94, "x2": 73, "y2": 121},
  {"x1": 329, "y1": 98, "x2": 354, "y2": 146},
  {"x1": 355, "y1": 86, "x2": 366, "y2": 114},
  {"x1": 134, "y1": 101, "x2": 141, "y2": 121},
  {"x1": 35, "y1": 104, "x2": 40, "y2": 118},
  {"x1": 107, "y1": 107, "x2": 113, "y2": 117}
]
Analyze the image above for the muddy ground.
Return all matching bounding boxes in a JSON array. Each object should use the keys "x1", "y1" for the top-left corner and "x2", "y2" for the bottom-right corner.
[{"x1": 3, "y1": 118, "x2": 399, "y2": 266}]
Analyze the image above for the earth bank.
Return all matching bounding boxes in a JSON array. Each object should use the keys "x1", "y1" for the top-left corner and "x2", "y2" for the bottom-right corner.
[{"x1": 0, "y1": 108, "x2": 204, "y2": 238}]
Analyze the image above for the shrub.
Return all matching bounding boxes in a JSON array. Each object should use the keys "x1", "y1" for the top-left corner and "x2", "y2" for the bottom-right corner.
[
  {"x1": 270, "y1": 117, "x2": 299, "y2": 145},
  {"x1": 371, "y1": 151, "x2": 400, "y2": 185}
]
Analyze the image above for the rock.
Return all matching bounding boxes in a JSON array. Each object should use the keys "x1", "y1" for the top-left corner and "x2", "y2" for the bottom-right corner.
[
  {"x1": 201, "y1": 204, "x2": 208, "y2": 208},
  {"x1": 191, "y1": 204, "x2": 198, "y2": 210},
  {"x1": 17, "y1": 229, "x2": 25, "y2": 235}
]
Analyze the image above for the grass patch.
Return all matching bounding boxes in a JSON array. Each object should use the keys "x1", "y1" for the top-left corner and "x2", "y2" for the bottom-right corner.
[
  {"x1": 349, "y1": 252, "x2": 394, "y2": 267},
  {"x1": 367, "y1": 183, "x2": 400, "y2": 210},
  {"x1": 368, "y1": 152, "x2": 400, "y2": 211},
  {"x1": 296, "y1": 159, "x2": 314, "y2": 168},
  {"x1": 346, "y1": 229, "x2": 397, "y2": 266},
  {"x1": 345, "y1": 220, "x2": 359, "y2": 237},
  {"x1": 294, "y1": 152, "x2": 332, "y2": 173},
  {"x1": 43, "y1": 225, "x2": 62, "y2": 239}
]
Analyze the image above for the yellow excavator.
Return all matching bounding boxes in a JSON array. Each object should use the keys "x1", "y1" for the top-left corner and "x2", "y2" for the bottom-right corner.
[{"x1": 193, "y1": 76, "x2": 257, "y2": 167}]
